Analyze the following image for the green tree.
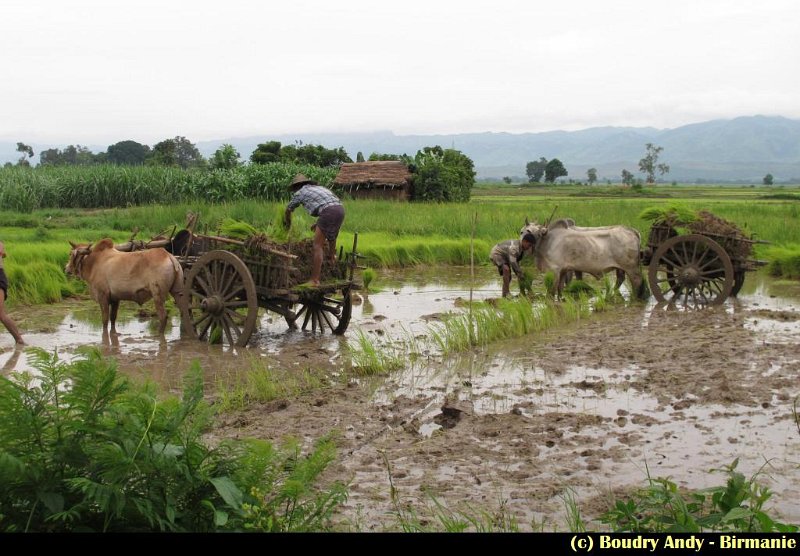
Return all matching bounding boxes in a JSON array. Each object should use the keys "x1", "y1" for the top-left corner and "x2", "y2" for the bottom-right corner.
[
  {"x1": 763, "y1": 173, "x2": 774, "y2": 186},
  {"x1": 150, "y1": 139, "x2": 178, "y2": 166},
  {"x1": 545, "y1": 158, "x2": 568, "y2": 183},
  {"x1": 368, "y1": 152, "x2": 402, "y2": 161},
  {"x1": 412, "y1": 146, "x2": 475, "y2": 202},
  {"x1": 502, "y1": 176, "x2": 512, "y2": 185},
  {"x1": 526, "y1": 157, "x2": 547, "y2": 183},
  {"x1": 16, "y1": 142, "x2": 33, "y2": 167},
  {"x1": 293, "y1": 144, "x2": 352, "y2": 167},
  {"x1": 587, "y1": 167, "x2": 598, "y2": 185},
  {"x1": 638, "y1": 143, "x2": 670, "y2": 184},
  {"x1": 106, "y1": 140, "x2": 150, "y2": 165},
  {"x1": 621, "y1": 169, "x2": 635, "y2": 186},
  {"x1": 150, "y1": 136, "x2": 205, "y2": 169},
  {"x1": 250, "y1": 141, "x2": 282, "y2": 164},
  {"x1": 356, "y1": 151, "x2": 365, "y2": 162},
  {"x1": 209, "y1": 144, "x2": 241, "y2": 170},
  {"x1": 40, "y1": 145, "x2": 97, "y2": 166}
]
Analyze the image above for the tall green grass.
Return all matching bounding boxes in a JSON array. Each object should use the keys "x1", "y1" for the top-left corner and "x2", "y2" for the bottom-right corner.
[
  {"x1": 0, "y1": 164, "x2": 338, "y2": 211},
  {"x1": 766, "y1": 244, "x2": 800, "y2": 279},
  {"x1": 0, "y1": 189, "x2": 797, "y2": 306}
]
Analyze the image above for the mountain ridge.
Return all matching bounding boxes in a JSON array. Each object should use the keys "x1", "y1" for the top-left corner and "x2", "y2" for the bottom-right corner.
[{"x1": 2, "y1": 115, "x2": 798, "y2": 182}]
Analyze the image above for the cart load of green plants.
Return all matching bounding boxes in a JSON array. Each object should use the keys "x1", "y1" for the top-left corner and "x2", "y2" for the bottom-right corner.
[
  {"x1": 216, "y1": 218, "x2": 344, "y2": 287},
  {"x1": 640, "y1": 205, "x2": 753, "y2": 260}
]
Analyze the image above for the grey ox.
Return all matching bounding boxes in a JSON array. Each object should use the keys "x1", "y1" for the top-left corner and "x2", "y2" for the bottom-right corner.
[
  {"x1": 520, "y1": 218, "x2": 646, "y2": 300},
  {"x1": 66, "y1": 238, "x2": 186, "y2": 335}
]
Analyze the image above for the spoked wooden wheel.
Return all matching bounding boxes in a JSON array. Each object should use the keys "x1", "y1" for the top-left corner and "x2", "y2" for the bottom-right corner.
[
  {"x1": 291, "y1": 287, "x2": 352, "y2": 335},
  {"x1": 648, "y1": 234, "x2": 734, "y2": 307},
  {"x1": 183, "y1": 250, "x2": 258, "y2": 347}
]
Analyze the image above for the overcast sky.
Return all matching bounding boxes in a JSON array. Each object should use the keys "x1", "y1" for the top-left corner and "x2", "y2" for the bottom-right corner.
[{"x1": 2, "y1": 0, "x2": 798, "y2": 144}]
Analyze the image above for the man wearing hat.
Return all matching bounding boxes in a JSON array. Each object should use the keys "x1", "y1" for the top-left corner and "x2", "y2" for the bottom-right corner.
[{"x1": 284, "y1": 174, "x2": 345, "y2": 286}]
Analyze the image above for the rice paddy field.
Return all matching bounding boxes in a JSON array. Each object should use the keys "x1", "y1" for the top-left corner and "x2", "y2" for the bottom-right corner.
[
  {"x1": 1, "y1": 180, "x2": 799, "y2": 531},
  {"x1": 1, "y1": 182, "x2": 798, "y2": 307}
]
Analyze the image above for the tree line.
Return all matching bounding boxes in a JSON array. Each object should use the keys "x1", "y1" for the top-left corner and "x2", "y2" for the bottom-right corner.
[
  {"x1": 6, "y1": 138, "x2": 477, "y2": 203},
  {"x1": 522, "y1": 143, "x2": 672, "y2": 186}
]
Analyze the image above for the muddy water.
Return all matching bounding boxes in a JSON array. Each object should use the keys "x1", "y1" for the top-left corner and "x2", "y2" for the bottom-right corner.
[{"x1": 2, "y1": 267, "x2": 799, "y2": 530}]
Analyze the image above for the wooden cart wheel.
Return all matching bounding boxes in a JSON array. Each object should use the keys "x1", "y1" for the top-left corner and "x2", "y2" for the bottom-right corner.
[
  {"x1": 648, "y1": 234, "x2": 734, "y2": 306},
  {"x1": 183, "y1": 250, "x2": 258, "y2": 347},
  {"x1": 291, "y1": 287, "x2": 352, "y2": 335},
  {"x1": 730, "y1": 270, "x2": 746, "y2": 297}
]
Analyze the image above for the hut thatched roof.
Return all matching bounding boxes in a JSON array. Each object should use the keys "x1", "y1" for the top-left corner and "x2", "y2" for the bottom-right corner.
[{"x1": 333, "y1": 161, "x2": 411, "y2": 189}]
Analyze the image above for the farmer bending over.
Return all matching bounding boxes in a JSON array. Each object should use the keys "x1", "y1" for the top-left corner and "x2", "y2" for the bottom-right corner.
[
  {"x1": 283, "y1": 174, "x2": 345, "y2": 287},
  {"x1": 489, "y1": 233, "x2": 535, "y2": 298}
]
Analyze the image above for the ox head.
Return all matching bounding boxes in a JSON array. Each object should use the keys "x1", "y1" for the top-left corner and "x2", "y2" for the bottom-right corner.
[
  {"x1": 65, "y1": 241, "x2": 93, "y2": 277},
  {"x1": 520, "y1": 218, "x2": 547, "y2": 242}
]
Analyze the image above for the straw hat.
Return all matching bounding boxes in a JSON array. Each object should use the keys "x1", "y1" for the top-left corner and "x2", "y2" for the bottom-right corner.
[{"x1": 289, "y1": 174, "x2": 317, "y2": 190}]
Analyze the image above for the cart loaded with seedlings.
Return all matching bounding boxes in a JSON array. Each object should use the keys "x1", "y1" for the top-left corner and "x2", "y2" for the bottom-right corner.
[
  {"x1": 116, "y1": 215, "x2": 363, "y2": 347},
  {"x1": 640, "y1": 208, "x2": 768, "y2": 307}
]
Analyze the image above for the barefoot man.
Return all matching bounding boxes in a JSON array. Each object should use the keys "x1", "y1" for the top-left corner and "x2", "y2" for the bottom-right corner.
[{"x1": 283, "y1": 174, "x2": 345, "y2": 287}]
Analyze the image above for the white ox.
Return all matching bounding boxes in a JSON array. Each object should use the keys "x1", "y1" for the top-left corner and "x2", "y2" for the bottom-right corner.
[
  {"x1": 520, "y1": 219, "x2": 646, "y2": 299},
  {"x1": 521, "y1": 218, "x2": 627, "y2": 289},
  {"x1": 66, "y1": 238, "x2": 186, "y2": 335}
]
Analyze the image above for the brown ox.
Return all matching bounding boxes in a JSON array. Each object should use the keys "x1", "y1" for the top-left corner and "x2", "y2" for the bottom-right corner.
[{"x1": 65, "y1": 238, "x2": 185, "y2": 335}]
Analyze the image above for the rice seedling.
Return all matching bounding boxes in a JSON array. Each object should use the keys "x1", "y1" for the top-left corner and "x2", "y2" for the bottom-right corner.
[
  {"x1": 215, "y1": 359, "x2": 327, "y2": 412},
  {"x1": 361, "y1": 267, "x2": 377, "y2": 292},
  {"x1": 347, "y1": 330, "x2": 404, "y2": 375}
]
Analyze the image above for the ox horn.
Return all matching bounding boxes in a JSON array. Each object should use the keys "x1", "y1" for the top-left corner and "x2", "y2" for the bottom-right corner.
[
  {"x1": 69, "y1": 240, "x2": 77, "y2": 249},
  {"x1": 525, "y1": 216, "x2": 530, "y2": 225}
]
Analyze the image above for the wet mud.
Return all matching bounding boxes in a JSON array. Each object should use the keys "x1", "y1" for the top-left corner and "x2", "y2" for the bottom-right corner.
[{"x1": 2, "y1": 268, "x2": 799, "y2": 530}]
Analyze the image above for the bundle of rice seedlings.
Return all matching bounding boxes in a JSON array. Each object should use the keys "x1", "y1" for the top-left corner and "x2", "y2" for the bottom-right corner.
[
  {"x1": 218, "y1": 218, "x2": 258, "y2": 240},
  {"x1": 518, "y1": 269, "x2": 533, "y2": 297},
  {"x1": 638, "y1": 204, "x2": 698, "y2": 226}
]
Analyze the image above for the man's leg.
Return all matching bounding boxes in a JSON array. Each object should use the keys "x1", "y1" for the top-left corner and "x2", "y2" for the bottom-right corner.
[
  {"x1": 502, "y1": 265, "x2": 511, "y2": 298},
  {"x1": 310, "y1": 226, "x2": 326, "y2": 286},
  {"x1": 0, "y1": 290, "x2": 24, "y2": 345}
]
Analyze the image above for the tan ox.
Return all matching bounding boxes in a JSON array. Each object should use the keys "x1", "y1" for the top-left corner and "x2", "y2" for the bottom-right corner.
[{"x1": 66, "y1": 238, "x2": 185, "y2": 335}]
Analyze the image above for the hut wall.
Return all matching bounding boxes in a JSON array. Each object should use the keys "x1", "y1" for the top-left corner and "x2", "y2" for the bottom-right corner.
[{"x1": 345, "y1": 186, "x2": 410, "y2": 201}]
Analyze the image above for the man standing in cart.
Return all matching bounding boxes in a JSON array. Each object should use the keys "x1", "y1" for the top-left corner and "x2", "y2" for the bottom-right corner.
[{"x1": 283, "y1": 174, "x2": 346, "y2": 287}]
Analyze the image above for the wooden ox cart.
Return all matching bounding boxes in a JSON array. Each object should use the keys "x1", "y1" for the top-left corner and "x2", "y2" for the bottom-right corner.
[
  {"x1": 641, "y1": 218, "x2": 768, "y2": 307},
  {"x1": 117, "y1": 224, "x2": 362, "y2": 347}
]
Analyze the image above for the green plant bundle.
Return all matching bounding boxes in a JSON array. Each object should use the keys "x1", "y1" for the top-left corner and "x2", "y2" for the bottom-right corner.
[
  {"x1": 639, "y1": 204, "x2": 699, "y2": 225},
  {"x1": 0, "y1": 348, "x2": 346, "y2": 532},
  {"x1": 218, "y1": 218, "x2": 259, "y2": 240},
  {"x1": 361, "y1": 268, "x2": 377, "y2": 292}
]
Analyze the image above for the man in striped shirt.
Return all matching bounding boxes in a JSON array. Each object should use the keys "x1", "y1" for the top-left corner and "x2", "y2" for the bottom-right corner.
[
  {"x1": 284, "y1": 174, "x2": 346, "y2": 286},
  {"x1": 489, "y1": 233, "x2": 535, "y2": 297}
]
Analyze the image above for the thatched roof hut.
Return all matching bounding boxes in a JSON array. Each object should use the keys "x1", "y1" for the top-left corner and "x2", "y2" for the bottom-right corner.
[{"x1": 333, "y1": 161, "x2": 413, "y2": 201}]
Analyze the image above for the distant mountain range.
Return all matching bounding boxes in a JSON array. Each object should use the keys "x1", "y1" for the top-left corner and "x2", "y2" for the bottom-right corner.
[{"x1": 3, "y1": 115, "x2": 799, "y2": 182}]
